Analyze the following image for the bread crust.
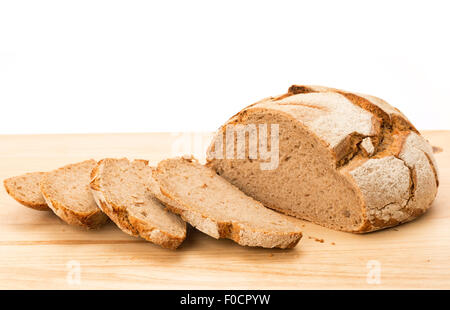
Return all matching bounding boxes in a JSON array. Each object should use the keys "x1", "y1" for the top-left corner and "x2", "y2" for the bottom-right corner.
[
  {"x1": 153, "y1": 157, "x2": 302, "y2": 249},
  {"x1": 90, "y1": 158, "x2": 186, "y2": 250},
  {"x1": 207, "y1": 85, "x2": 439, "y2": 233},
  {"x1": 40, "y1": 160, "x2": 109, "y2": 229}
]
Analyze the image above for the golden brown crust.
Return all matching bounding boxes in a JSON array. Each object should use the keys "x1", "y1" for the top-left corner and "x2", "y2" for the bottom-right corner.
[
  {"x1": 40, "y1": 188, "x2": 108, "y2": 229},
  {"x1": 97, "y1": 196, "x2": 138, "y2": 235},
  {"x1": 127, "y1": 215, "x2": 185, "y2": 250},
  {"x1": 207, "y1": 85, "x2": 439, "y2": 233}
]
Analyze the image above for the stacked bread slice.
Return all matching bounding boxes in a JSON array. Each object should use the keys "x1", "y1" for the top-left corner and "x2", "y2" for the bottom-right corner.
[
  {"x1": 4, "y1": 172, "x2": 49, "y2": 211},
  {"x1": 90, "y1": 158, "x2": 187, "y2": 249},
  {"x1": 40, "y1": 160, "x2": 109, "y2": 229},
  {"x1": 4, "y1": 157, "x2": 303, "y2": 249}
]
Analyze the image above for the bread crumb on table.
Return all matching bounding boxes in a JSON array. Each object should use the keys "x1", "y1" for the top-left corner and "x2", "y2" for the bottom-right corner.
[
  {"x1": 432, "y1": 146, "x2": 443, "y2": 154},
  {"x1": 308, "y1": 236, "x2": 324, "y2": 243}
]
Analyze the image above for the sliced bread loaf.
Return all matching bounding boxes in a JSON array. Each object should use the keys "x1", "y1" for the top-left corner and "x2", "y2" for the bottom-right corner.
[
  {"x1": 4, "y1": 172, "x2": 49, "y2": 211},
  {"x1": 90, "y1": 158, "x2": 186, "y2": 249},
  {"x1": 206, "y1": 85, "x2": 439, "y2": 233},
  {"x1": 40, "y1": 160, "x2": 109, "y2": 229},
  {"x1": 153, "y1": 157, "x2": 303, "y2": 249}
]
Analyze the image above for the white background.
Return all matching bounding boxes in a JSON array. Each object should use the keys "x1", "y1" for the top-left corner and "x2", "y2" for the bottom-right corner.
[{"x1": 0, "y1": 0, "x2": 449, "y2": 134}]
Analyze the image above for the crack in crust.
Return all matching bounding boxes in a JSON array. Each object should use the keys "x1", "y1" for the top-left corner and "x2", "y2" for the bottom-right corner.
[
  {"x1": 365, "y1": 159, "x2": 416, "y2": 230},
  {"x1": 298, "y1": 90, "x2": 436, "y2": 228},
  {"x1": 335, "y1": 92, "x2": 415, "y2": 167},
  {"x1": 288, "y1": 85, "x2": 316, "y2": 94}
]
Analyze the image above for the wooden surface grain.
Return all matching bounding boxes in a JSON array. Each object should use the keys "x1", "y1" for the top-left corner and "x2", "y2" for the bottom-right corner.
[{"x1": 0, "y1": 131, "x2": 448, "y2": 289}]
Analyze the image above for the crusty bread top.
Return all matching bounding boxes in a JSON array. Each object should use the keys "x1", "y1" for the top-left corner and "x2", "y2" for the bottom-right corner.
[
  {"x1": 3, "y1": 172, "x2": 49, "y2": 211},
  {"x1": 40, "y1": 159, "x2": 108, "y2": 229},
  {"x1": 90, "y1": 158, "x2": 186, "y2": 248},
  {"x1": 287, "y1": 85, "x2": 416, "y2": 131},
  {"x1": 254, "y1": 91, "x2": 378, "y2": 150},
  {"x1": 226, "y1": 85, "x2": 420, "y2": 166},
  {"x1": 154, "y1": 156, "x2": 303, "y2": 248}
]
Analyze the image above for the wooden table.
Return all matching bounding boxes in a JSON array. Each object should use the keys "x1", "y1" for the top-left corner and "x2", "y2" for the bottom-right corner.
[{"x1": 0, "y1": 131, "x2": 449, "y2": 289}]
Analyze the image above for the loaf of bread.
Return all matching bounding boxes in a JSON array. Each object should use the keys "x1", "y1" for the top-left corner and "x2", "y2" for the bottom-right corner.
[
  {"x1": 153, "y1": 156, "x2": 303, "y2": 249},
  {"x1": 206, "y1": 85, "x2": 439, "y2": 233},
  {"x1": 90, "y1": 158, "x2": 186, "y2": 249}
]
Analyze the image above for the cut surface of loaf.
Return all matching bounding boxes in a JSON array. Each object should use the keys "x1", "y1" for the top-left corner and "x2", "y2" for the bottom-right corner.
[
  {"x1": 90, "y1": 158, "x2": 186, "y2": 249},
  {"x1": 206, "y1": 85, "x2": 439, "y2": 233},
  {"x1": 153, "y1": 157, "x2": 303, "y2": 249},
  {"x1": 40, "y1": 160, "x2": 109, "y2": 229},
  {"x1": 4, "y1": 172, "x2": 49, "y2": 211}
]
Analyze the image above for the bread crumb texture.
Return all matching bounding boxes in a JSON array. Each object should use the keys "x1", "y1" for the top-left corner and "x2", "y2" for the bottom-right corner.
[{"x1": 90, "y1": 158, "x2": 186, "y2": 249}]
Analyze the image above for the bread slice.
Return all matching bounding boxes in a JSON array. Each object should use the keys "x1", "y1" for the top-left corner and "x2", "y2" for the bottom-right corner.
[
  {"x1": 4, "y1": 172, "x2": 49, "y2": 211},
  {"x1": 206, "y1": 85, "x2": 439, "y2": 233},
  {"x1": 40, "y1": 160, "x2": 109, "y2": 229},
  {"x1": 153, "y1": 157, "x2": 303, "y2": 249},
  {"x1": 90, "y1": 158, "x2": 186, "y2": 249}
]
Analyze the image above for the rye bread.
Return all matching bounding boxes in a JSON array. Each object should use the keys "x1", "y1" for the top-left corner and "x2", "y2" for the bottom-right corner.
[
  {"x1": 206, "y1": 85, "x2": 439, "y2": 233},
  {"x1": 40, "y1": 160, "x2": 109, "y2": 229},
  {"x1": 153, "y1": 156, "x2": 303, "y2": 249},
  {"x1": 4, "y1": 172, "x2": 49, "y2": 211},
  {"x1": 90, "y1": 158, "x2": 186, "y2": 249}
]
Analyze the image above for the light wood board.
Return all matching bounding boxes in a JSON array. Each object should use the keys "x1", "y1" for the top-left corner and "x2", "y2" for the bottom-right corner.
[{"x1": 0, "y1": 131, "x2": 449, "y2": 289}]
